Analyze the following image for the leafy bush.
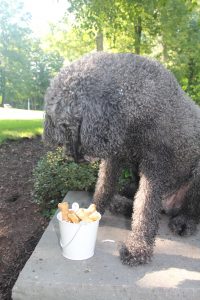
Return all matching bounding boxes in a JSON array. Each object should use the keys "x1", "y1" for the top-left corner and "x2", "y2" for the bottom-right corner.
[
  {"x1": 33, "y1": 148, "x2": 138, "y2": 212},
  {"x1": 118, "y1": 168, "x2": 134, "y2": 191},
  {"x1": 33, "y1": 148, "x2": 99, "y2": 209}
]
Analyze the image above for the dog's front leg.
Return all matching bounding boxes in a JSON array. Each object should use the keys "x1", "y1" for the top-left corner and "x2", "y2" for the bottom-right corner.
[
  {"x1": 93, "y1": 158, "x2": 121, "y2": 214},
  {"x1": 120, "y1": 174, "x2": 162, "y2": 266}
]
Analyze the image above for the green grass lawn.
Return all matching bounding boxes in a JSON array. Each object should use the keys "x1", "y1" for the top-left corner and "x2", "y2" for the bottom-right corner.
[{"x1": 0, "y1": 119, "x2": 43, "y2": 144}]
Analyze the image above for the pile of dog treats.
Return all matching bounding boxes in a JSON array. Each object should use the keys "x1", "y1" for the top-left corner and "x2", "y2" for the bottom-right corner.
[{"x1": 58, "y1": 202, "x2": 101, "y2": 223}]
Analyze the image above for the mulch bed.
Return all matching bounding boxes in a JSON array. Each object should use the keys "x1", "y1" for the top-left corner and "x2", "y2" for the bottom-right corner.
[{"x1": 0, "y1": 137, "x2": 54, "y2": 300}]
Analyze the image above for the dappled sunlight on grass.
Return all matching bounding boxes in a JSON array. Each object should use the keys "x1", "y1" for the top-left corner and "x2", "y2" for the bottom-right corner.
[{"x1": 0, "y1": 119, "x2": 43, "y2": 143}]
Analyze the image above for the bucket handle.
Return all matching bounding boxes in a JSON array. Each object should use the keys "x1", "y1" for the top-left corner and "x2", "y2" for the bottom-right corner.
[{"x1": 60, "y1": 222, "x2": 83, "y2": 249}]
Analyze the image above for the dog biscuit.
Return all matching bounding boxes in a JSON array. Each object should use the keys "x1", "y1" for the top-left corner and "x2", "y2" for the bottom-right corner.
[
  {"x1": 68, "y1": 213, "x2": 80, "y2": 223},
  {"x1": 88, "y1": 211, "x2": 101, "y2": 221},
  {"x1": 58, "y1": 202, "x2": 70, "y2": 221},
  {"x1": 85, "y1": 204, "x2": 96, "y2": 215},
  {"x1": 58, "y1": 202, "x2": 101, "y2": 223}
]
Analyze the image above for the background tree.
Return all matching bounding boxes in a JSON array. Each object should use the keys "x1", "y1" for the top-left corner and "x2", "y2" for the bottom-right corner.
[
  {"x1": 154, "y1": 0, "x2": 200, "y2": 103},
  {"x1": 45, "y1": 20, "x2": 94, "y2": 61},
  {"x1": 0, "y1": 0, "x2": 64, "y2": 109},
  {"x1": 22, "y1": 40, "x2": 63, "y2": 110},
  {"x1": 67, "y1": 0, "x2": 160, "y2": 54},
  {"x1": 50, "y1": 0, "x2": 199, "y2": 103},
  {"x1": 0, "y1": 0, "x2": 31, "y2": 107},
  {"x1": 1, "y1": 0, "x2": 200, "y2": 108},
  {"x1": 68, "y1": 0, "x2": 127, "y2": 51}
]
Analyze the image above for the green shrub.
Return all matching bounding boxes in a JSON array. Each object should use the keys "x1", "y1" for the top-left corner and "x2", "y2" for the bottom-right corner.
[
  {"x1": 118, "y1": 168, "x2": 134, "y2": 192},
  {"x1": 33, "y1": 147, "x2": 99, "y2": 209},
  {"x1": 33, "y1": 147, "x2": 138, "y2": 213}
]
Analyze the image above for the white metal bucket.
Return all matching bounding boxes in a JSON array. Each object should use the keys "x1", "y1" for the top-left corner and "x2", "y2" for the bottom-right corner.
[{"x1": 57, "y1": 211, "x2": 100, "y2": 260}]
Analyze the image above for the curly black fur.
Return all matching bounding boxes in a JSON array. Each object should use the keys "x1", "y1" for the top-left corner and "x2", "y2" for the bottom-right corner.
[{"x1": 44, "y1": 52, "x2": 200, "y2": 266}]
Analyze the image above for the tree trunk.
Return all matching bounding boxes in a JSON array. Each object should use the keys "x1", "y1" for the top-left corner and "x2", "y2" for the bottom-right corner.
[
  {"x1": 162, "y1": 43, "x2": 168, "y2": 63},
  {"x1": 134, "y1": 16, "x2": 142, "y2": 54},
  {"x1": 96, "y1": 31, "x2": 103, "y2": 51},
  {"x1": 161, "y1": 35, "x2": 169, "y2": 63},
  {"x1": 0, "y1": 68, "x2": 6, "y2": 107},
  {"x1": 186, "y1": 58, "x2": 195, "y2": 93}
]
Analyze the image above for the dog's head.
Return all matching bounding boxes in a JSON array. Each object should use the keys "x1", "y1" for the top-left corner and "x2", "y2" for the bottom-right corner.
[{"x1": 43, "y1": 70, "x2": 85, "y2": 163}]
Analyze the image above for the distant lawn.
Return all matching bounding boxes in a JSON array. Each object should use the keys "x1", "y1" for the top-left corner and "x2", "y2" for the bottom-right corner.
[{"x1": 0, "y1": 119, "x2": 43, "y2": 144}]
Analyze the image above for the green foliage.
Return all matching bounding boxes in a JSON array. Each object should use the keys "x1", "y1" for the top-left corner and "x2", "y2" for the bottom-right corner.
[
  {"x1": 0, "y1": 0, "x2": 31, "y2": 106},
  {"x1": 45, "y1": 0, "x2": 200, "y2": 103},
  {"x1": 33, "y1": 148, "x2": 99, "y2": 208},
  {"x1": 67, "y1": 0, "x2": 160, "y2": 54},
  {"x1": 118, "y1": 168, "x2": 134, "y2": 193},
  {"x1": 0, "y1": 0, "x2": 64, "y2": 109},
  {"x1": 26, "y1": 40, "x2": 64, "y2": 109},
  {"x1": 45, "y1": 22, "x2": 95, "y2": 62},
  {"x1": 0, "y1": 119, "x2": 43, "y2": 144},
  {"x1": 1, "y1": 0, "x2": 200, "y2": 105},
  {"x1": 33, "y1": 147, "x2": 136, "y2": 210}
]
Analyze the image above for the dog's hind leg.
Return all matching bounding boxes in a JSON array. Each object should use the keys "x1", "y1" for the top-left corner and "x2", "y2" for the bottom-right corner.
[
  {"x1": 109, "y1": 194, "x2": 133, "y2": 217},
  {"x1": 168, "y1": 179, "x2": 200, "y2": 236},
  {"x1": 162, "y1": 183, "x2": 190, "y2": 217},
  {"x1": 93, "y1": 158, "x2": 121, "y2": 214},
  {"x1": 120, "y1": 173, "x2": 163, "y2": 266}
]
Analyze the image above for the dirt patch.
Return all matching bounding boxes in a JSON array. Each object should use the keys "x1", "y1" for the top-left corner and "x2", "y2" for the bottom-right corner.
[{"x1": 0, "y1": 137, "x2": 54, "y2": 300}]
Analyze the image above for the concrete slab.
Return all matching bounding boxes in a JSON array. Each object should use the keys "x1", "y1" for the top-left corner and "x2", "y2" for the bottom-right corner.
[{"x1": 12, "y1": 191, "x2": 200, "y2": 300}]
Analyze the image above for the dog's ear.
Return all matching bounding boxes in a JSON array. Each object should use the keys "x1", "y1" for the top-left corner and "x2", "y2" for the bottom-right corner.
[
  {"x1": 70, "y1": 121, "x2": 83, "y2": 162},
  {"x1": 43, "y1": 113, "x2": 67, "y2": 145},
  {"x1": 43, "y1": 113, "x2": 55, "y2": 144}
]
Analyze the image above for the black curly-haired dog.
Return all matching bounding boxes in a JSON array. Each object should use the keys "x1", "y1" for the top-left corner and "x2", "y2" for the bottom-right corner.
[{"x1": 43, "y1": 52, "x2": 200, "y2": 266}]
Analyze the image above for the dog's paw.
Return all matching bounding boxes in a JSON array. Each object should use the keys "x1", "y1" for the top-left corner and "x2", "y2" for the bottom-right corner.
[
  {"x1": 119, "y1": 242, "x2": 152, "y2": 266},
  {"x1": 168, "y1": 215, "x2": 197, "y2": 236}
]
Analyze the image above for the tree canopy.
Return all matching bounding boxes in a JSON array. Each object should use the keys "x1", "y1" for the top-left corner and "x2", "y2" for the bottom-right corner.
[
  {"x1": 46, "y1": 0, "x2": 200, "y2": 103},
  {"x1": 0, "y1": 0, "x2": 63, "y2": 109},
  {"x1": 1, "y1": 0, "x2": 200, "y2": 108}
]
